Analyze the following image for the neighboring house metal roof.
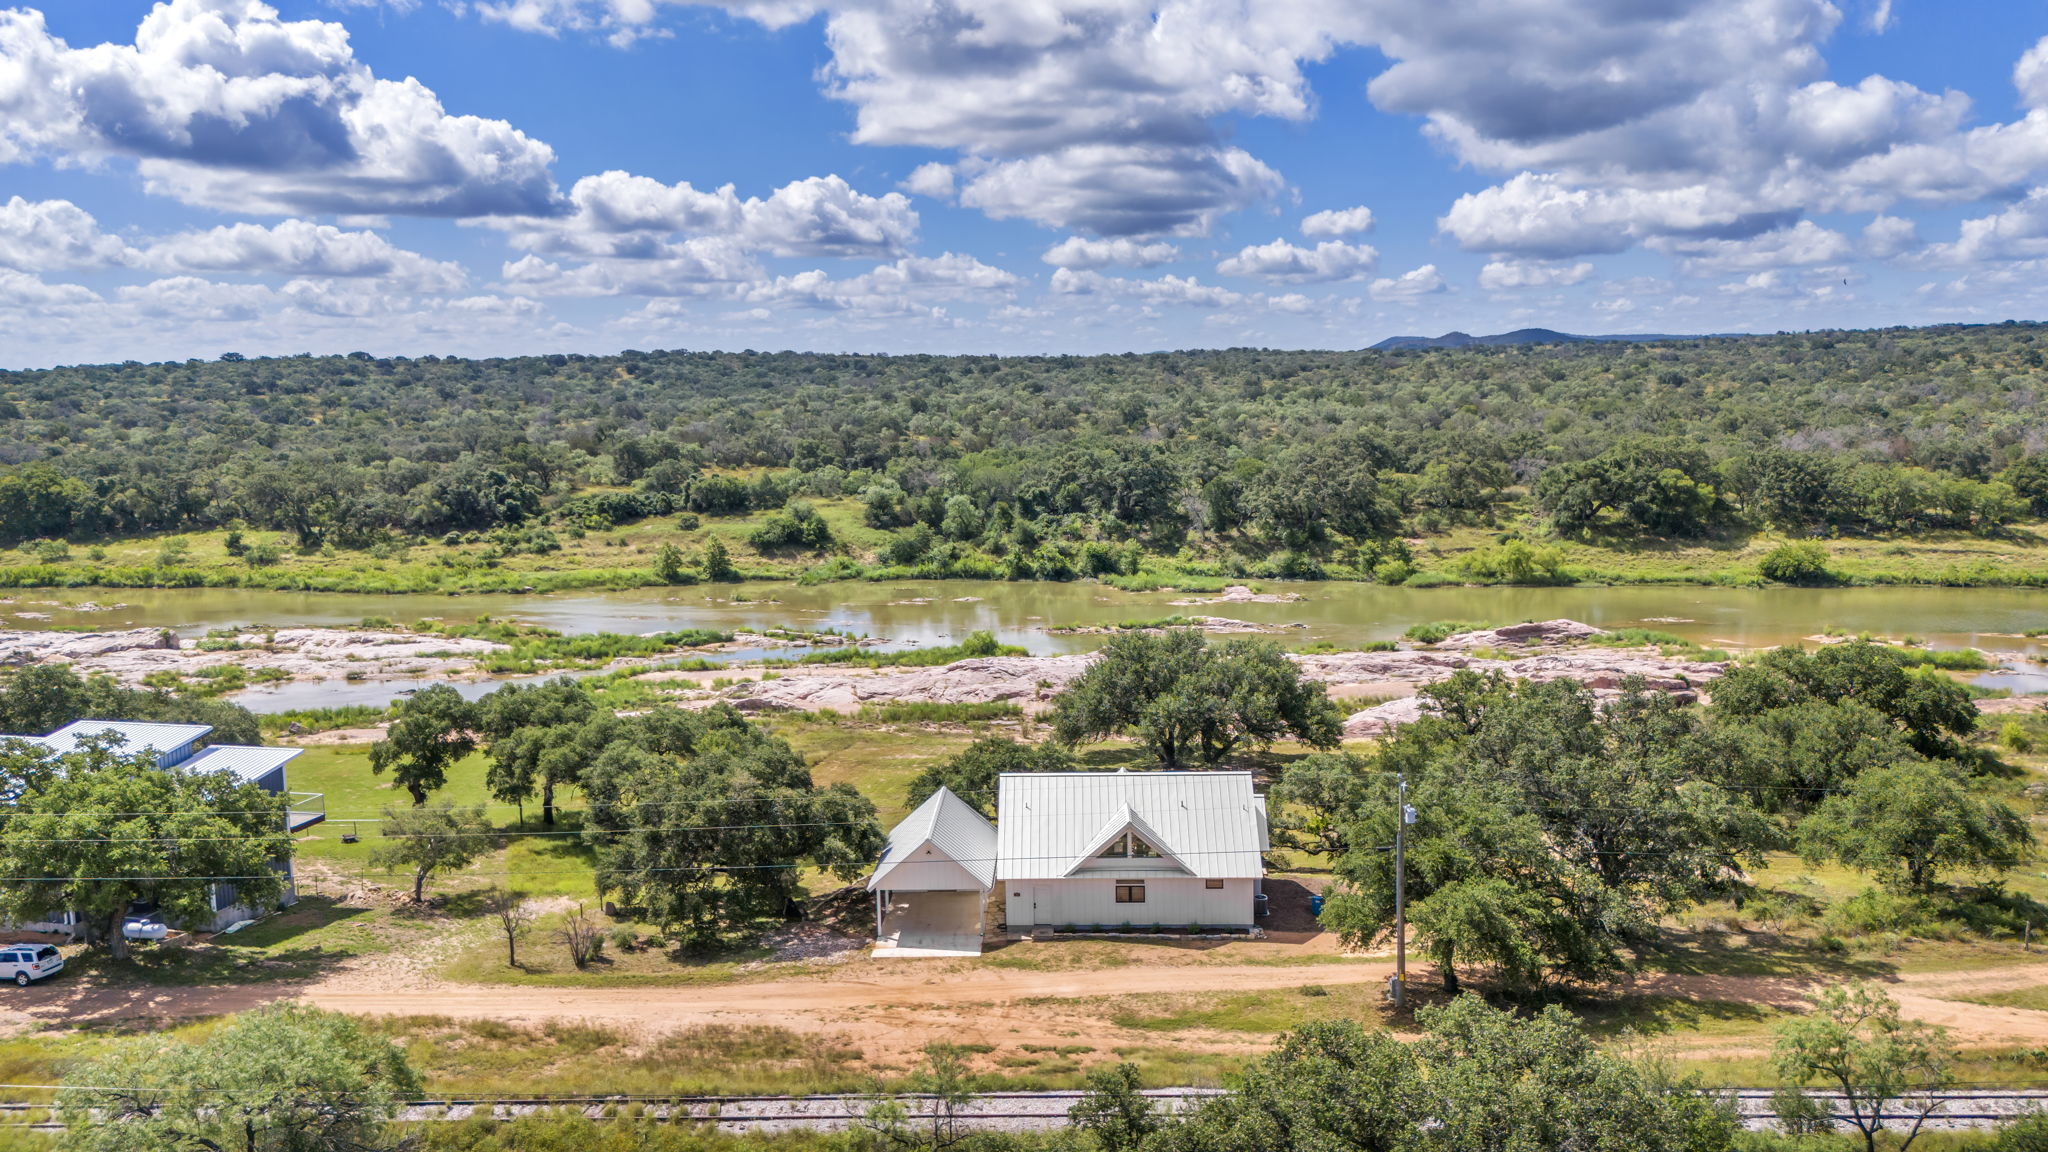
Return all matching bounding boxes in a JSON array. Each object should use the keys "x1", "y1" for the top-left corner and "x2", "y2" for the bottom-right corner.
[
  {"x1": 995, "y1": 770, "x2": 1267, "y2": 881},
  {"x1": 29, "y1": 721, "x2": 212, "y2": 761},
  {"x1": 183, "y1": 745, "x2": 303, "y2": 784},
  {"x1": 870, "y1": 786, "x2": 999, "y2": 892}
]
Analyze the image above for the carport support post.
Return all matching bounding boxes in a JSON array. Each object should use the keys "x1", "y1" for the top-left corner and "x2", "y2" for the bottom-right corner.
[{"x1": 875, "y1": 891, "x2": 884, "y2": 940}]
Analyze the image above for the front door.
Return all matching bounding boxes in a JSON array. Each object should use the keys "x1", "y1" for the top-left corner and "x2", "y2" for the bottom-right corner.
[{"x1": 1031, "y1": 886, "x2": 1051, "y2": 926}]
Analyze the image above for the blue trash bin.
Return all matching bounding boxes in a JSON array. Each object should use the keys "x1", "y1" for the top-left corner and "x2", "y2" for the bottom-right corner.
[{"x1": 1309, "y1": 894, "x2": 1326, "y2": 917}]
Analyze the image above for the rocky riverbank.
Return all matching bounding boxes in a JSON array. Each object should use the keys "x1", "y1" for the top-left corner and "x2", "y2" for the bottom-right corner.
[
  {"x1": 0, "y1": 626, "x2": 503, "y2": 686},
  {"x1": 1, "y1": 618, "x2": 1734, "y2": 731},
  {"x1": 709, "y1": 620, "x2": 1729, "y2": 732}
]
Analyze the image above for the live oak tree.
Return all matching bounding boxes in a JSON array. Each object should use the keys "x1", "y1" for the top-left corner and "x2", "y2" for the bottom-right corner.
[
  {"x1": 369, "y1": 802, "x2": 495, "y2": 902},
  {"x1": 1269, "y1": 751, "x2": 1377, "y2": 857},
  {"x1": 370, "y1": 683, "x2": 478, "y2": 805},
  {"x1": 1148, "y1": 996, "x2": 1738, "y2": 1152},
  {"x1": 1797, "y1": 761, "x2": 2031, "y2": 891},
  {"x1": 1772, "y1": 984, "x2": 1958, "y2": 1152},
  {"x1": 579, "y1": 705, "x2": 884, "y2": 946},
  {"x1": 1705, "y1": 698, "x2": 1921, "y2": 813},
  {"x1": 1710, "y1": 640, "x2": 1979, "y2": 762},
  {"x1": 0, "y1": 738, "x2": 289, "y2": 961},
  {"x1": 1050, "y1": 631, "x2": 1343, "y2": 768},
  {"x1": 1322, "y1": 673, "x2": 1770, "y2": 993},
  {"x1": 56, "y1": 1002, "x2": 421, "y2": 1152},
  {"x1": 904, "y1": 736, "x2": 1074, "y2": 817},
  {"x1": 478, "y1": 677, "x2": 603, "y2": 826}
]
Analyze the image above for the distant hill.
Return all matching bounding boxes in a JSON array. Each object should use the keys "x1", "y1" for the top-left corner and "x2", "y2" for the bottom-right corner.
[{"x1": 1370, "y1": 328, "x2": 1705, "y2": 351}]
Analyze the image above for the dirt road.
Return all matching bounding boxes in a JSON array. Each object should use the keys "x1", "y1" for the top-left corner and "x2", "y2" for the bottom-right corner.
[{"x1": 15, "y1": 952, "x2": 2048, "y2": 1063}]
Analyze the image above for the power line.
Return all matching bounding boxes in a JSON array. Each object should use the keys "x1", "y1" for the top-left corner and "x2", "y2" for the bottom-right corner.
[{"x1": 0, "y1": 844, "x2": 1275, "y2": 883}]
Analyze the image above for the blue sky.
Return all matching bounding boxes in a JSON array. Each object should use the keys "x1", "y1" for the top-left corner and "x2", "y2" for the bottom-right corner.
[{"x1": 0, "y1": 0, "x2": 2045, "y2": 366}]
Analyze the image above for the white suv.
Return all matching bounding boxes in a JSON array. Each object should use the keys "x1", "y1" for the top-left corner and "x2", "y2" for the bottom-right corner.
[{"x1": 0, "y1": 945, "x2": 63, "y2": 986}]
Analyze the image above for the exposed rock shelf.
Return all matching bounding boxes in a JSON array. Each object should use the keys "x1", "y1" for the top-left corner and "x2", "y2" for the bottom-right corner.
[
  {"x1": 713, "y1": 620, "x2": 1727, "y2": 729},
  {"x1": 0, "y1": 627, "x2": 503, "y2": 686}
]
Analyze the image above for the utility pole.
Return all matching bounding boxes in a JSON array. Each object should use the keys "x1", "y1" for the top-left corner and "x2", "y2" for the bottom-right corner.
[{"x1": 1393, "y1": 772, "x2": 1410, "y2": 1008}]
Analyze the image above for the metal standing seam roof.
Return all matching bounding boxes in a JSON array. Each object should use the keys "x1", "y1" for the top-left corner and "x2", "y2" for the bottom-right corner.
[
  {"x1": 182, "y1": 745, "x2": 304, "y2": 784},
  {"x1": 869, "y1": 787, "x2": 999, "y2": 891},
  {"x1": 995, "y1": 770, "x2": 1267, "y2": 882},
  {"x1": 28, "y1": 721, "x2": 212, "y2": 761}
]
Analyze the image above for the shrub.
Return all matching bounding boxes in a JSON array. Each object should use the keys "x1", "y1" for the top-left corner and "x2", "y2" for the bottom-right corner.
[
  {"x1": 1372, "y1": 559, "x2": 1416, "y2": 584},
  {"x1": 2001, "y1": 720, "x2": 2035, "y2": 754},
  {"x1": 1452, "y1": 540, "x2": 1570, "y2": 585},
  {"x1": 561, "y1": 905, "x2": 606, "y2": 968},
  {"x1": 1996, "y1": 1113, "x2": 2048, "y2": 1151},
  {"x1": 1405, "y1": 620, "x2": 1485, "y2": 645},
  {"x1": 1758, "y1": 541, "x2": 1832, "y2": 584}
]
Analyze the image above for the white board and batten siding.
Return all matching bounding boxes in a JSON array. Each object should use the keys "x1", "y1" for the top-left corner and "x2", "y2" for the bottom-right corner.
[
  {"x1": 1015, "y1": 877, "x2": 1258, "y2": 931},
  {"x1": 996, "y1": 770, "x2": 1268, "y2": 932}
]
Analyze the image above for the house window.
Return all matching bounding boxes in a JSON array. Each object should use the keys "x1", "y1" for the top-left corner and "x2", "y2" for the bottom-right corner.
[
  {"x1": 1205, "y1": 879, "x2": 1224, "y2": 890},
  {"x1": 1115, "y1": 882, "x2": 1146, "y2": 904},
  {"x1": 1097, "y1": 831, "x2": 1161, "y2": 860}
]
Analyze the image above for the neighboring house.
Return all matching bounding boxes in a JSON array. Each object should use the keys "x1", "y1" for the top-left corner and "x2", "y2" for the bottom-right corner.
[
  {"x1": 0, "y1": 720, "x2": 326, "y2": 936},
  {"x1": 867, "y1": 769, "x2": 1269, "y2": 956}
]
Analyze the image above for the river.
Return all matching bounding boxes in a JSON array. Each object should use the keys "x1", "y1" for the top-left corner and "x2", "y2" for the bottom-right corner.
[{"x1": 3, "y1": 582, "x2": 2043, "y2": 711}]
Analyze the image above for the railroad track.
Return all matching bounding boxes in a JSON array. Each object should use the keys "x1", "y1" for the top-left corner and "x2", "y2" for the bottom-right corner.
[{"x1": 2, "y1": 1089, "x2": 2046, "y2": 1133}]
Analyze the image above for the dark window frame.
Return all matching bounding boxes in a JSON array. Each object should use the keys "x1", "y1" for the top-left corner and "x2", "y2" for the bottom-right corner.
[
  {"x1": 1204, "y1": 878, "x2": 1225, "y2": 890},
  {"x1": 1114, "y1": 882, "x2": 1146, "y2": 904}
]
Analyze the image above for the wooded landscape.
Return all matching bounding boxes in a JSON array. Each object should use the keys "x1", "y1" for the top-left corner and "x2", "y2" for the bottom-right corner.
[{"x1": 3, "y1": 324, "x2": 2047, "y2": 589}]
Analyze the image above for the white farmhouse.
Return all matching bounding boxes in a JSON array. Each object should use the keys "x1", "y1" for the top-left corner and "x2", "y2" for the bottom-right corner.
[
  {"x1": 997, "y1": 770, "x2": 1267, "y2": 934},
  {"x1": 868, "y1": 769, "x2": 1269, "y2": 956}
]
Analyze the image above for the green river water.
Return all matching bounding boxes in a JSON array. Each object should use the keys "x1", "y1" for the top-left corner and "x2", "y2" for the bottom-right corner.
[{"x1": 3, "y1": 582, "x2": 2044, "y2": 710}]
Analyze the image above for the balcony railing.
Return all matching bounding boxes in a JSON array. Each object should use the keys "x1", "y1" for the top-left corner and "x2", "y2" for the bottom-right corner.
[{"x1": 287, "y1": 791, "x2": 326, "y2": 832}]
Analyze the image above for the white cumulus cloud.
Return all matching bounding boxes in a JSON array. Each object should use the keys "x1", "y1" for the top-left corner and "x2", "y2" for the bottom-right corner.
[
  {"x1": 1477, "y1": 259, "x2": 1594, "y2": 290},
  {"x1": 1042, "y1": 237, "x2": 1180, "y2": 270},
  {"x1": 146, "y1": 219, "x2": 466, "y2": 289},
  {"x1": 0, "y1": 199, "x2": 136, "y2": 271},
  {"x1": 899, "y1": 162, "x2": 957, "y2": 200},
  {"x1": 2018, "y1": 37, "x2": 2048, "y2": 112},
  {"x1": 1049, "y1": 268, "x2": 1244, "y2": 308},
  {"x1": 1369, "y1": 263, "x2": 1447, "y2": 301},
  {"x1": 1216, "y1": 238, "x2": 1378, "y2": 282},
  {"x1": 1301, "y1": 205, "x2": 1375, "y2": 237},
  {"x1": 502, "y1": 171, "x2": 916, "y2": 261},
  {"x1": 0, "y1": 1, "x2": 561, "y2": 218}
]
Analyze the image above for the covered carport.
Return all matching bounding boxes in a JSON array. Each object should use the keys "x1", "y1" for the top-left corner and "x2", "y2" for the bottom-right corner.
[{"x1": 867, "y1": 787, "x2": 997, "y2": 958}]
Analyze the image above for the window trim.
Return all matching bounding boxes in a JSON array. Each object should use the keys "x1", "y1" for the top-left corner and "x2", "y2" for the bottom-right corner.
[
  {"x1": 1204, "y1": 878, "x2": 1225, "y2": 890},
  {"x1": 1114, "y1": 882, "x2": 1147, "y2": 904}
]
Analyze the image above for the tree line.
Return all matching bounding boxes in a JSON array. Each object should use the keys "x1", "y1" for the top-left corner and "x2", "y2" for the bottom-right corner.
[
  {"x1": 5, "y1": 325, "x2": 2048, "y2": 575},
  {"x1": 1293, "y1": 641, "x2": 2027, "y2": 994}
]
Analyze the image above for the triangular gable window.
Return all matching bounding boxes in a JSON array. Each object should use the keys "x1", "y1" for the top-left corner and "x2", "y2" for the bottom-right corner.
[
  {"x1": 1066, "y1": 807, "x2": 1192, "y2": 876},
  {"x1": 1095, "y1": 831, "x2": 1163, "y2": 860}
]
